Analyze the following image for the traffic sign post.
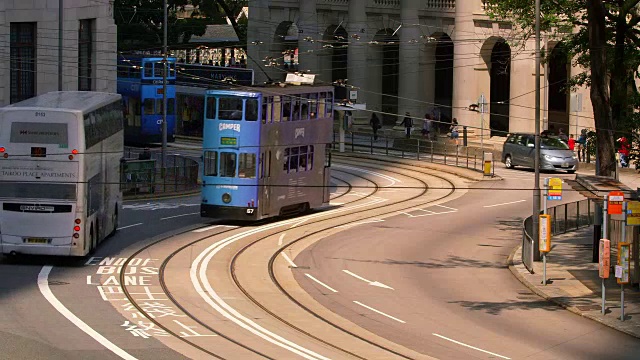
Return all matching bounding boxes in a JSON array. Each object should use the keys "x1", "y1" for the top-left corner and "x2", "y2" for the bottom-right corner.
[
  {"x1": 608, "y1": 191, "x2": 624, "y2": 215},
  {"x1": 626, "y1": 200, "x2": 640, "y2": 226},
  {"x1": 539, "y1": 214, "x2": 551, "y2": 285},
  {"x1": 618, "y1": 240, "x2": 630, "y2": 321},
  {"x1": 547, "y1": 178, "x2": 562, "y2": 201}
]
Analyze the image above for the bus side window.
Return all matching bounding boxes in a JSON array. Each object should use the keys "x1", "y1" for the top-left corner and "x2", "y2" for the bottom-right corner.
[
  {"x1": 246, "y1": 99, "x2": 258, "y2": 121},
  {"x1": 206, "y1": 97, "x2": 217, "y2": 119},
  {"x1": 204, "y1": 151, "x2": 217, "y2": 176},
  {"x1": 143, "y1": 98, "x2": 154, "y2": 115},
  {"x1": 273, "y1": 97, "x2": 281, "y2": 122},
  {"x1": 318, "y1": 92, "x2": 326, "y2": 118},
  {"x1": 238, "y1": 153, "x2": 256, "y2": 178}
]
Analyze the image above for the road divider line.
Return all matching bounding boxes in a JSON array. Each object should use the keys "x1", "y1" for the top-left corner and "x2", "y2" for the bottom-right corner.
[
  {"x1": 434, "y1": 204, "x2": 457, "y2": 211},
  {"x1": 353, "y1": 301, "x2": 405, "y2": 323},
  {"x1": 342, "y1": 270, "x2": 394, "y2": 289},
  {"x1": 116, "y1": 223, "x2": 143, "y2": 230},
  {"x1": 305, "y1": 274, "x2": 338, "y2": 293},
  {"x1": 193, "y1": 225, "x2": 222, "y2": 233},
  {"x1": 343, "y1": 270, "x2": 371, "y2": 283},
  {"x1": 281, "y1": 252, "x2": 297, "y2": 268},
  {"x1": 483, "y1": 199, "x2": 527, "y2": 208},
  {"x1": 278, "y1": 233, "x2": 286, "y2": 246},
  {"x1": 38, "y1": 266, "x2": 138, "y2": 360},
  {"x1": 160, "y1": 212, "x2": 200, "y2": 221},
  {"x1": 432, "y1": 333, "x2": 510, "y2": 359}
]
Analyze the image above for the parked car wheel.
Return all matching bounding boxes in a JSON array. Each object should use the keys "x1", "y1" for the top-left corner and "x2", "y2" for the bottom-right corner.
[{"x1": 504, "y1": 155, "x2": 514, "y2": 169}]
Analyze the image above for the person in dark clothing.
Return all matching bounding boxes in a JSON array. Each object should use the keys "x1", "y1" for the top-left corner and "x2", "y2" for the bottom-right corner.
[
  {"x1": 370, "y1": 112, "x2": 381, "y2": 140},
  {"x1": 400, "y1": 112, "x2": 412, "y2": 139}
]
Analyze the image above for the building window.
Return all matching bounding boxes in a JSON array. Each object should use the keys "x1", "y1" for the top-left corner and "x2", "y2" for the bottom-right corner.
[
  {"x1": 78, "y1": 19, "x2": 94, "y2": 91},
  {"x1": 10, "y1": 23, "x2": 36, "y2": 104}
]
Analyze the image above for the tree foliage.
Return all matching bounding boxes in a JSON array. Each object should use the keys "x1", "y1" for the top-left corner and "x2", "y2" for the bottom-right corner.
[
  {"x1": 114, "y1": 0, "x2": 247, "y2": 51},
  {"x1": 484, "y1": 0, "x2": 640, "y2": 175}
]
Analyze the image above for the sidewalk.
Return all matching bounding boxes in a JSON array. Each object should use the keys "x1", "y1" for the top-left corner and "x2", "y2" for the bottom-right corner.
[{"x1": 510, "y1": 227, "x2": 640, "y2": 338}]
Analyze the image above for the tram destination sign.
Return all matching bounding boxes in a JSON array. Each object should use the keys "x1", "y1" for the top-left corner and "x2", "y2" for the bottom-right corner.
[{"x1": 220, "y1": 137, "x2": 237, "y2": 146}]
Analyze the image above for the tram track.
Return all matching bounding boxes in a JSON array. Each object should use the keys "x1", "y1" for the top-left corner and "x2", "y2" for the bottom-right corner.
[
  {"x1": 116, "y1": 168, "x2": 373, "y2": 359},
  {"x1": 225, "y1": 159, "x2": 459, "y2": 359}
]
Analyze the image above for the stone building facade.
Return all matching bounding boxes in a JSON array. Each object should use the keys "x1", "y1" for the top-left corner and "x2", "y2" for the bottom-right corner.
[
  {"x1": 248, "y1": 0, "x2": 594, "y2": 137},
  {"x1": 0, "y1": 0, "x2": 117, "y2": 107}
]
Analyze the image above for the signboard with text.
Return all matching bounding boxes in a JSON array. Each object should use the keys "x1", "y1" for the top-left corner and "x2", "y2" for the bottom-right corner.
[
  {"x1": 539, "y1": 214, "x2": 551, "y2": 253},
  {"x1": 599, "y1": 239, "x2": 611, "y2": 279},
  {"x1": 547, "y1": 178, "x2": 562, "y2": 200},
  {"x1": 608, "y1": 191, "x2": 624, "y2": 215},
  {"x1": 627, "y1": 201, "x2": 640, "y2": 225},
  {"x1": 617, "y1": 242, "x2": 630, "y2": 284}
]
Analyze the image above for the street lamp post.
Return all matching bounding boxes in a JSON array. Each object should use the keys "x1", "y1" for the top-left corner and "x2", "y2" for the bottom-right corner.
[
  {"x1": 58, "y1": 0, "x2": 63, "y2": 91},
  {"x1": 533, "y1": 0, "x2": 542, "y2": 261},
  {"x1": 161, "y1": 0, "x2": 168, "y2": 172}
]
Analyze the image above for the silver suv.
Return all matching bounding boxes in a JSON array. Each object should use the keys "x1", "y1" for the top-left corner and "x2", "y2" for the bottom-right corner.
[{"x1": 502, "y1": 133, "x2": 578, "y2": 173}]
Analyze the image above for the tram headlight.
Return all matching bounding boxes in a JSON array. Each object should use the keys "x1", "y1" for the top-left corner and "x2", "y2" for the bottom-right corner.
[{"x1": 222, "y1": 193, "x2": 232, "y2": 204}]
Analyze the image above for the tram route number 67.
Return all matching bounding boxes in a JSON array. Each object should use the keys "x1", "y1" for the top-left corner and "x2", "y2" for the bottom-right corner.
[{"x1": 246, "y1": 208, "x2": 254, "y2": 214}]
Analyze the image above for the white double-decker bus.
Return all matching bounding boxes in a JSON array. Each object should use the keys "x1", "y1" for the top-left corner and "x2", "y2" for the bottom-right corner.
[{"x1": 0, "y1": 92, "x2": 124, "y2": 256}]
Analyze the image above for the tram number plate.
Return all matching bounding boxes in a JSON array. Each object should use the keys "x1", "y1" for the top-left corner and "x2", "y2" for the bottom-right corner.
[
  {"x1": 25, "y1": 237, "x2": 49, "y2": 244},
  {"x1": 246, "y1": 208, "x2": 254, "y2": 214}
]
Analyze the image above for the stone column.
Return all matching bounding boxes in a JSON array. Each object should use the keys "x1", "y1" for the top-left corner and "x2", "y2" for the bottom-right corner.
[
  {"x1": 452, "y1": 0, "x2": 481, "y2": 128},
  {"x1": 297, "y1": 0, "x2": 319, "y2": 76},
  {"x1": 247, "y1": 0, "x2": 277, "y2": 84},
  {"x1": 347, "y1": 0, "x2": 367, "y2": 108},
  {"x1": 398, "y1": 0, "x2": 421, "y2": 122}
]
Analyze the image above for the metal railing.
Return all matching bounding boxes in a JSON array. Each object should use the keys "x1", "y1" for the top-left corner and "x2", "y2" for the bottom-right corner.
[
  {"x1": 522, "y1": 199, "x2": 596, "y2": 273},
  {"x1": 333, "y1": 130, "x2": 498, "y2": 175},
  {"x1": 122, "y1": 147, "x2": 200, "y2": 196}
]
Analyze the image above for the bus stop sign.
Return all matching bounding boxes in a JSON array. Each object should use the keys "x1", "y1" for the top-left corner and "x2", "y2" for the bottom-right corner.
[{"x1": 608, "y1": 191, "x2": 624, "y2": 215}]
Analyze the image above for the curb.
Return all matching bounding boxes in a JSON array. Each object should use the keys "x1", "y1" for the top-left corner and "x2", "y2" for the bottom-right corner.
[
  {"x1": 507, "y1": 244, "x2": 640, "y2": 339},
  {"x1": 333, "y1": 151, "x2": 503, "y2": 182}
]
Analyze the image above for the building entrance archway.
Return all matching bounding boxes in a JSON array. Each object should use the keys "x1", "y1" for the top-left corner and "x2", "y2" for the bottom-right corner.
[
  {"x1": 489, "y1": 40, "x2": 511, "y2": 136},
  {"x1": 548, "y1": 43, "x2": 569, "y2": 134},
  {"x1": 374, "y1": 29, "x2": 399, "y2": 124}
]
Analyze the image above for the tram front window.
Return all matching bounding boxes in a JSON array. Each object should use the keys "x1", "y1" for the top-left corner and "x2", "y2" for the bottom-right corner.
[
  {"x1": 219, "y1": 98, "x2": 244, "y2": 120},
  {"x1": 220, "y1": 152, "x2": 237, "y2": 177}
]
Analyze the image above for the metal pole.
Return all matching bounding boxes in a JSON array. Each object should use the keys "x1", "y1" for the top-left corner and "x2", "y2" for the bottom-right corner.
[
  {"x1": 603, "y1": 195, "x2": 608, "y2": 314},
  {"x1": 621, "y1": 283, "x2": 625, "y2": 321},
  {"x1": 58, "y1": 0, "x2": 63, "y2": 91},
  {"x1": 621, "y1": 201, "x2": 627, "y2": 321},
  {"x1": 543, "y1": 253, "x2": 547, "y2": 286},
  {"x1": 533, "y1": 0, "x2": 542, "y2": 262},
  {"x1": 543, "y1": 178, "x2": 548, "y2": 285},
  {"x1": 161, "y1": 0, "x2": 168, "y2": 172}
]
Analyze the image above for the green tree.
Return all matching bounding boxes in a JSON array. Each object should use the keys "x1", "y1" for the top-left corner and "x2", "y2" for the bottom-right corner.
[
  {"x1": 196, "y1": 0, "x2": 248, "y2": 47},
  {"x1": 484, "y1": 0, "x2": 640, "y2": 175}
]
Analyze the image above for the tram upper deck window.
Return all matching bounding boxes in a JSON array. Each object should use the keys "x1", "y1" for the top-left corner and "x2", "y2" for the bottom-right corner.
[
  {"x1": 246, "y1": 99, "x2": 258, "y2": 121},
  {"x1": 273, "y1": 96, "x2": 282, "y2": 122},
  {"x1": 206, "y1": 97, "x2": 217, "y2": 119},
  {"x1": 143, "y1": 63, "x2": 153, "y2": 78},
  {"x1": 220, "y1": 152, "x2": 237, "y2": 177},
  {"x1": 219, "y1": 98, "x2": 244, "y2": 120},
  {"x1": 308, "y1": 93, "x2": 318, "y2": 119},
  {"x1": 154, "y1": 62, "x2": 164, "y2": 77},
  {"x1": 326, "y1": 92, "x2": 333, "y2": 117},
  {"x1": 318, "y1": 93, "x2": 326, "y2": 118},
  {"x1": 262, "y1": 97, "x2": 273, "y2": 124},
  {"x1": 282, "y1": 98, "x2": 292, "y2": 121}
]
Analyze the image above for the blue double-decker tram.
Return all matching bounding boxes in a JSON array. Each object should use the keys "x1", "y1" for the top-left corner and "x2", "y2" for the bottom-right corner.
[
  {"x1": 201, "y1": 85, "x2": 334, "y2": 221},
  {"x1": 117, "y1": 54, "x2": 177, "y2": 144}
]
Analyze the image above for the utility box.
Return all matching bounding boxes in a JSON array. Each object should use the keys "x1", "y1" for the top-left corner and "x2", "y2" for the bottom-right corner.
[{"x1": 483, "y1": 152, "x2": 493, "y2": 176}]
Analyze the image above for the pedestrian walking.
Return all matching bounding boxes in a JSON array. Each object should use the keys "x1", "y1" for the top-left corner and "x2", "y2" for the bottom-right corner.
[
  {"x1": 618, "y1": 136, "x2": 630, "y2": 168},
  {"x1": 577, "y1": 129, "x2": 587, "y2": 162},
  {"x1": 369, "y1": 112, "x2": 381, "y2": 140},
  {"x1": 449, "y1": 118, "x2": 459, "y2": 145},
  {"x1": 421, "y1": 114, "x2": 433, "y2": 140},
  {"x1": 568, "y1": 134, "x2": 576, "y2": 151},
  {"x1": 400, "y1": 112, "x2": 413, "y2": 139}
]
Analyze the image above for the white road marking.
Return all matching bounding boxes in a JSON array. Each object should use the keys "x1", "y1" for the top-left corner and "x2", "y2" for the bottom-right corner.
[
  {"x1": 281, "y1": 253, "x2": 297, "y2": 268},
  {"x1": 336, "y1": 219, "x2": 385, "y2": 229},
  {"x1": 353, "y1": 301, "x2": 405, "y2": 323},
  {"x1": 290, "y1": 218, "x2": 309, "y2": 228},
  {"x1": 330, "y1": 202, "x2": 344, "y2": 205},
  {"x1": 160, "y1": 212, "x2": 200, "y2": 220},
  {"x1": 432, "y1": 333, "x2": 511, "y2": 359},
  {"x1": 433, "y1": 204, "x2": 458, "y2": 211},
  {"x1": 333, "y1": 164, "x2": 402, "y2": 186},
  {"x1": 342, "y1": 270, "x2": 394, "y2": 289},
  {"x1": 192, "y1": 225, "x2": 236, "y2": 233},
  {"x1": 483, "y1": 199, "x2": 527, "y2": 208},
  {"x1": 190, "y1": 199, "x2": 387, "y2": 360},
  {"x1": 305, "y1": 274, "x2": 338, "y2": 293},
  {"x1": 278, "y1": 233, "x2": 286, "y2": 246},
  {"x1": 38, "y1": 266, "x2": 138, "y2": 360},
  {"x1": 116, "y1": 223, "x2": 143, "y2": 230}
]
